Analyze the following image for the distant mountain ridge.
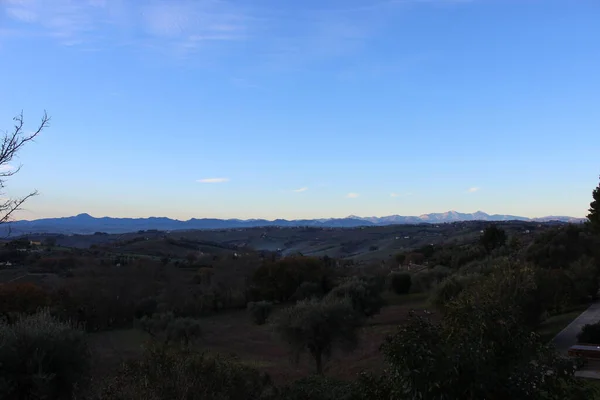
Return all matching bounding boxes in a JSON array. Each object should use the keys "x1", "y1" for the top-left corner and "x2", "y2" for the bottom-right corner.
[{"x1": 2, "y1": 211, "x2": 586, "y2": 235}]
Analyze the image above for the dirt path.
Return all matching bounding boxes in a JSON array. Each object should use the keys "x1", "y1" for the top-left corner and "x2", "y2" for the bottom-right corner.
[{"x1": 553, "y1": 301, "x2": 600, "y2": 355}]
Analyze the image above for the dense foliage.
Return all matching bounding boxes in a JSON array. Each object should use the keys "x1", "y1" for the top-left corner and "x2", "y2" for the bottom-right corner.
[
  {"x1": 93, "y1": 346, "x2": 274, "y2": 400},
  {"x1": 138, "y1": 312, "x2": 202, "y2": 346},
  {"x1": 376, "y1": 263, "x2": 595, "y2": 400},
  {"x1": 252, "y1": 256, "x2": 335, "y2": 302},
  {"x1": 588, "y1": 175, "x2": 600, "y2": 233},
  {"x1": 247, "y1": 300, "x2": 273, "y2": 325},
  {"x1": 324, "y1": 276, "x2": 385, "y2": 317},
  {"x1": 0, "y1": 310, "x2": 90, "y2": 400},
  {"x1": 388, "y1": 272, "x2": 411, "y2": 295},
  {"x1": 480, "y1": 224, "x2": 507, "y2": 253},
  {"x1": 577, "y1": 322, "x2": 600, "y2": 345}
]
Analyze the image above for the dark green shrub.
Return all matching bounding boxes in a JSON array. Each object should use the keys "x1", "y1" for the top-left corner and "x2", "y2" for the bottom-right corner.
[
  {"x1": 278, "y1": 375, "x2": 356, "y2": 400},
  {"x1": 325, "y1": 276, "x2": 384, "y2": 317},
  {"x1": 138, "y1": 312, "x2": 202, "y2": 346},
  {"x1": 388, "y1": 272, "x2": 412, "y2": 295},
  {"x1": 134, "y1": 297, "x2": 158, "y2": 319},
  {"x1": 429, "y1": 274, "x2": 481, "y2": 310},
  {"x1": 0, "y1": 309, "x2": 90, "y2": 399},
  {"x1": 577, "y1": 322, "x2": 600, "y2": 344},
  {"x1": 292, "y1": 281, "x2": 324, "y2": 301},
  {"x1": 93, "y1": 346, "x2": 274, "y2": 400},
  {"x1": 252, "y1": 256, "x2": 335, "y2": 302},
  {"x1": 247, "y1": 300, "x2": 273, "y2": 325}
]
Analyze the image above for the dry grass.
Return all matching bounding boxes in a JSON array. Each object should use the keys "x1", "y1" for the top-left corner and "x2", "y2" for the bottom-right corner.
[{"x1": 88, "y1": 297, "x2": 430, "y2": 384}]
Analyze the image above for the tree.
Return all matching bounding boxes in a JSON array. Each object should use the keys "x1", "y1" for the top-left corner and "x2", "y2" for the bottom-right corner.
[
  {"x1": 588, "y1": 175, "x2": 600, "y2": 233},
  {"x1": 377, "y1": 263, "x2": 596, "y2": 399},
  {"x1": 480, "y1": 224, "x2": 507, "y2": 253},
  {"x1": 0, "y1": 112, "x2": 49, "y2": 226},
  {"x1": 325, "y1": 276, "x2": 385, "y2": 317},
  {"x1": 577, "y1": 322, "x2": 600, "y2": 344},
  {"x1": 388, "y1": 272, "x2": 412, "y2": 295},
  {"x1": 138, "y1": 312, "x2": 202, "y2": 347},
  {"x1": 274, "y1": 297, "x2": 362, "y2": 375},
  {"x1": 247, "y1": 300, "x2": 273, "y2": 325},
  {"x1": 394, "y1": 253, "x2": 406, "y2": 266},
  {"x1": 252, "y1": 256, "x2": 335, "y2": 302}
]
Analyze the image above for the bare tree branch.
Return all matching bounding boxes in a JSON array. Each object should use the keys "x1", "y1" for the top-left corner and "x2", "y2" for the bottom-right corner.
[{"x1": 0, "y1": 111, "x2": 49, "y2": 227}]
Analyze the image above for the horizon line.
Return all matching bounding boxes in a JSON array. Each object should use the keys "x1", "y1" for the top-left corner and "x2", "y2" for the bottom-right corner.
[{"x1": 11, "y1": 210, "x2": 586, "y2": 223}]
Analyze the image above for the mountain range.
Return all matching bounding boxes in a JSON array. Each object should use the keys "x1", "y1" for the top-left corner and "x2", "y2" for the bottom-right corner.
[{"x1": 2, "y1": 211, "x2": 586, "y2": 236}]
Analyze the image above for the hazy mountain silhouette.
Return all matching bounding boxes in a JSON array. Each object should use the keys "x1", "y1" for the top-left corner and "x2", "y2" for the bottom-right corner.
[{"x1": 2, "y1": 211, "x2": 585, "y2": 235}]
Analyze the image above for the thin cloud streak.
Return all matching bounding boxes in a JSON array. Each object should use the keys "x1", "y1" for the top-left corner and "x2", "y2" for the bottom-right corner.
[
  {"x1": 197, "y1": 178, "x2": 230, "y2": 183},
  {"x1": 346, "y1": 192, "x2": 360, "y2": 198},
  {"x1": 468, "y1": 187, "x2": 480, "y2": 193},
  {"x1": 293, "y1": 187, "x2": 308, "y2": 192},
  {"x1": 2, "y1": 0, "x2": 250, "y2": 51}
]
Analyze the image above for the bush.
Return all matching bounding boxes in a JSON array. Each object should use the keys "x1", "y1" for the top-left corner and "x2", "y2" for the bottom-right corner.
[
  {"x1": 0, "y1": 282, "x2": 49, "y2": 319},
  {"x1": 388, "y1": 272, "x2": 411, "y2": 295},
  {"x1": 577, "y1": 322, "x2": 600, "y2": 344},
  {"x1": 0, "y1": 309, "x2": 90, "y2": 399},
  {"x1": 278, "y1": 375, "x2": 356, "y2": 400},
  {"x1": 410, "y1": 265, "x2": 453, "y2": 294},
  {"x1": 138, "y1": 312, "x2": 202, "y2": 346},
  {"x1": 292, "y1": 281, "x2": 324, "y2": 301},
  {"x1": 569, "y1": 256, "x2": 599, "y2": 302},
  {"x1": 93, "y1": 346, "x2": 274, "y2": 400},
  {"x1": 429, "y1": 274, "x2": 481, "y2": 310},
  {"x1": 252, "y1": 256, "x2": 335, "y2": 302},
  {"x1": 325, "y1": 276, "x2": 384, "y2": 317},
  {"x1": 32, "y1": 256, "x2": 77, "y2": 273},
  {"x1": 247, "y1": 300, "x2": 273, "y2": 325},
  {"x1": 53, "y1": 264, "x2": 162, "y2": 331},
  {"x1": 134, "y1": 297, "x2": 158, "y2": 319}
]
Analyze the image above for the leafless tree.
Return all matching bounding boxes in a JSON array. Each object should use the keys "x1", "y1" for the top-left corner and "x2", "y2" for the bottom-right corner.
[{"x1": 0, "y1": 111, "x2": 50, "y2": 225}]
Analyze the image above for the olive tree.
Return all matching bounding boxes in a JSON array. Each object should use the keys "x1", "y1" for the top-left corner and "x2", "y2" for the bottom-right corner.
[
  {"x1": 0, "y1": 111, "x2": 49, "y2": 226},
  {"x1": 274, "y1": 297, "x2": 362, "y2": 375},
  {"x1": 138, "y1": 312, "x2": 202, "y2": 347}
]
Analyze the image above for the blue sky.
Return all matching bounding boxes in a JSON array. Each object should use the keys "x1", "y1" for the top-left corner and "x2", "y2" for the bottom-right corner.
[{"x1": 0, "y1": 0, "x2": 599, "y2": 221}]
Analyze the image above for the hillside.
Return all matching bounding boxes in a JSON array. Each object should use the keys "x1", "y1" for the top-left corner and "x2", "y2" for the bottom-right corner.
[{"x1": 20, "y1": 220, "x2": 559, "y2": 262}]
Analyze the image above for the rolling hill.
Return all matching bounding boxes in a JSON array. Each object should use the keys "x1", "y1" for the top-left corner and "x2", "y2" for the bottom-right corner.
[{"x1": 3, "y1": 211, "x2": 585, "y2": 235}]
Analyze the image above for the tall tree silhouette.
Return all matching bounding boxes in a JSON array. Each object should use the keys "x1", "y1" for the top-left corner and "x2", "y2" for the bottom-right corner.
[{"x1": 588, "y1": 175, "x2": 600, "y2": 233}]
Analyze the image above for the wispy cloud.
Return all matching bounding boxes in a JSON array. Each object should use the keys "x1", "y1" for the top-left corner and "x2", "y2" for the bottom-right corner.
[
  {"x1": 1, "y1": 0, "x2": 473, "y2": 63},
  {"x1": 391, "y1": 192, "x2": 413, "y2": 198},
  {"x1": 467, "y1": 187, "x2": 480, "y2": 193},
  {"x1": 197, "y1": 177, "x2": 229, "y2": 183},
  {"x1": 2, "y1": 0, "x2": 249, "y2": 51},
  {"x1": 293, "y1": 187, "x2": 308, "y2": 193},
  {"x1": 346, "y1": 192, "x2": 360, "y2": 198}
]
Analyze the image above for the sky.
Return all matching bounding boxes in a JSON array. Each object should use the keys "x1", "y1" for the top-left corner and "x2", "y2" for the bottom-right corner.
[{"x1": 0, "y1": 0, "x2": 599, "y2": 221}]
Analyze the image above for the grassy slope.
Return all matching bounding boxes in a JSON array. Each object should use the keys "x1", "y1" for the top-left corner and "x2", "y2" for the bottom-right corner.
[{"x1": 88, "y1": 292, "x2": 430, "y2": 384}]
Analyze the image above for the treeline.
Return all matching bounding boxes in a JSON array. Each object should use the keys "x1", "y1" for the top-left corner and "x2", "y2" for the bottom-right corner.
[
  {"x1": 1, "y1": 256, "x2": 597, "y2": 399},
  {"x1": 1, "y1": 177, "x2": 600, "y2": 399}
]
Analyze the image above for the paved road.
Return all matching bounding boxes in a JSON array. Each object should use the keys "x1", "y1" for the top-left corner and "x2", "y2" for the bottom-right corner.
[{"x1": 553, "y1": 301, "x2": 600, "y2": 355}]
